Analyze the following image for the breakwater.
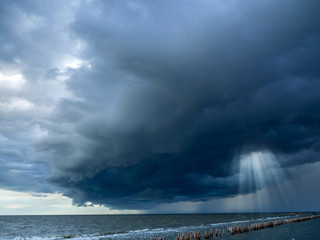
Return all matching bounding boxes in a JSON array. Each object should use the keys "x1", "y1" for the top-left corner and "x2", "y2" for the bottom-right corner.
[{"x1": 150, "y1": 214, "x2": 320, "y2": 240}]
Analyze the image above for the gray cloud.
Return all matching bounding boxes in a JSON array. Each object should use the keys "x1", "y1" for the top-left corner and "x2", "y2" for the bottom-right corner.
[{"x1": 1, "y1": 0, "x2": 320, "y2": 210}]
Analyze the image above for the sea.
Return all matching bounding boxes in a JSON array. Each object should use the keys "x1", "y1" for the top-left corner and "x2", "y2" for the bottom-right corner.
[{"x1": 0, "y1": 213, "x2": 319, "y2": 240}]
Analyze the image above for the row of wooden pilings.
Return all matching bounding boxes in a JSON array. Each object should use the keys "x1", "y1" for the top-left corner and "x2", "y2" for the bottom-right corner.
[
  {"x1": 150, "y1": 214, "x2": 320, "y2": 240},
  {"x1": 175, "y1": 229, "x2": 223, "y2": 240},
  {"x1": 227, "y1": 215, "x2": 320, "y2": 235}
]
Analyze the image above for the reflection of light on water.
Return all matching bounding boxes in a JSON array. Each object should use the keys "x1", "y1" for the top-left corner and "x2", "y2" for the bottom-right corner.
[{"x1": 231, "y1": 150, "x2": 295, "y2": 212}]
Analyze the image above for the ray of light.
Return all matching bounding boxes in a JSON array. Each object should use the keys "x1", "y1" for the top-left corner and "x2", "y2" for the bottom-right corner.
[{"x1": 233, "y1": 149, "x2": 295, "y2": 211}]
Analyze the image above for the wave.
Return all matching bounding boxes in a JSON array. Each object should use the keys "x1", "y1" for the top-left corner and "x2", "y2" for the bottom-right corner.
[
  {"x1": 13, "y1": 214, "x2": 307, "y2": 240},
  {"x1": 209, "y1": 214, "x2": 301, "y2": 227}
]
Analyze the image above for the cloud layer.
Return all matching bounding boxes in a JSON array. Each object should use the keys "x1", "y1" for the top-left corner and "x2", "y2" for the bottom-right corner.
[{"x1": 1, "y1": 0, "x2": 320, "y2": 210}]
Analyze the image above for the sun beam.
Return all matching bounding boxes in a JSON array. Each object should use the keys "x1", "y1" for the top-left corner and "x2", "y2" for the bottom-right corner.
[
  {"x1": 239, "y1": 151, "x2": 282, "y2": 193},
  {"x1": 233, "y1": 150, "x2": 295, "y2": 211}
]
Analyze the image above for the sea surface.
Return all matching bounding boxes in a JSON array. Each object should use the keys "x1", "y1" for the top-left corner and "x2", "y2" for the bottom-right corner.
[{"x1": 0, "y1": 213, "x2": 319, "y2": 240}]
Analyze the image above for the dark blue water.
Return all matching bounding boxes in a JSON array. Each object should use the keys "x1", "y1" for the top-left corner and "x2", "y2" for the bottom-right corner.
[{"x1": 0, "y1": 213, "x2": 319, "y2": 240}]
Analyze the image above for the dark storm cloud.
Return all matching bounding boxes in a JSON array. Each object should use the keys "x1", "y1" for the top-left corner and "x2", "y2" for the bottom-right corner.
[
  {"x1": 32, "y1": 0, "x2": 320, "y2": 209},
  {"x1": 1, "y1": 0, "x2": 320, "y2": 210}
]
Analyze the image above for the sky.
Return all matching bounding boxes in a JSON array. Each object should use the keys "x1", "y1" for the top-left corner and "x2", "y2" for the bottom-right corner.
[{"x1": 0, "y1": 0, "x2": 320, "y2": 214}]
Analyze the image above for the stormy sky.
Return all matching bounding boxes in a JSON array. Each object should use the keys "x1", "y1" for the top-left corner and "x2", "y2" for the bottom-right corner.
[{"x1": 1, "y1": 0, "x2": 320, "y2": 213}]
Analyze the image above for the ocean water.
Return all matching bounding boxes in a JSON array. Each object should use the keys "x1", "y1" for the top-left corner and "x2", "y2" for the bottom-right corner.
[{"x1": 0, "y1": 213, "x2": 319, "y2": 240}]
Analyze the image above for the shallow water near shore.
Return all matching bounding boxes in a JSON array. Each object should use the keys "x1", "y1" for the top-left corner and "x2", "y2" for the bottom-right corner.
[{"x1": 1, "y1": 213, "x2": 319, "y2": 240}]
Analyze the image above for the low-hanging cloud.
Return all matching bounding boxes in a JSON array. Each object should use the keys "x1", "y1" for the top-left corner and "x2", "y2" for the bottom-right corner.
[{"x1": 1, "y1": 0, "x2": 320, "y2": 210}]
